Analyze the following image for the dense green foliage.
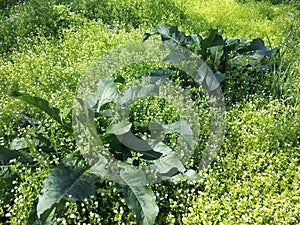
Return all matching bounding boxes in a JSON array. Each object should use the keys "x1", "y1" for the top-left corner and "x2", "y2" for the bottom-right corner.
[{"x1": 0, "y1": 0, "x2": 299, "y2": 224}]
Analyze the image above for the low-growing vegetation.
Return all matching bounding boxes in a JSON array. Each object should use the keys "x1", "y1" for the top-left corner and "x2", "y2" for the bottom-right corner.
[{"x1": 0, "y1": 0, "x2": 299, "y2": 224}]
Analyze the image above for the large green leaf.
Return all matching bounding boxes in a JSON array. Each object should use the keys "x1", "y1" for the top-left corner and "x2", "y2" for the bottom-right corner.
[
  {"x1": 201, "y1": 28, "x2": 225, "y2": 51},
  {"x1": 117, "y1": 166, "x2": 159, "y2": 225},
  {"x1": 205, "y1": 71, "x2": 223, "y2": 91},
  {"x1": 106, "y1": 120, "x2": 132, "y2": 135},
  {"x1": 143, "y1": 24, "x2": 187, "y2": 48},
  {"x1": 37, "y1": 154, "x2": 97, "y2": 218},
  {"x1": 232, "y1": 38, "x2": 278, "y2": 67},
  {"x1": 10, "y1": 137, "x2": 28, "y2": 150},
  {"x1": 162, "y1": 52, "x2": 186, "y2": 64},
  {"x1": 103, "y1": 133, "x2": 132, "y2": 161},
  {"x1": 9, "y1": 91, "x2": 72, "y2": 132},
  {"x1": 0, "y1": 145, "x2": 32, "y2": 164},
  {"x1": 0, "y1": 146, "x2": 33, "y2": 191},
  {"x1": 209, "y1": 45, "x2": 224, "y2": 71},
  {"x1": 151, "y1": 152, "x2": 185, "y2": 178},
  {"x1": 27, "y1": 200, "x2": 57, "y2": 225},
  {"x1": 86, "y1": 79, "x2": 118, "y2": 110},
  {"x1": 117, "y1": 85, "x2": 158, "y2": 105},
  {"x1": 162, "y1": 120, "x2": 194, "y2": 149},
  {"x1": 116, "y1": 131, "x2": 153, "y2": 152},
  {"x1": 195, "y1": 63, "x2": 209, "y2": 83},
  {"x1": 170, "y1": 169, "x2": 201, "y2": 184}
]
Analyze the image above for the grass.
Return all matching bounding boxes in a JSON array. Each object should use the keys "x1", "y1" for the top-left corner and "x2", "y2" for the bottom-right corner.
[{"x1": 0, "y1": 0, "x2": 299, "y2": 224}]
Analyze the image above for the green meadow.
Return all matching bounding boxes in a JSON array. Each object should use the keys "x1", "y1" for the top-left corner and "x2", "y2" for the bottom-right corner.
[{"x1": 0, "y1": 0, "x2": 299, "y2": 224}]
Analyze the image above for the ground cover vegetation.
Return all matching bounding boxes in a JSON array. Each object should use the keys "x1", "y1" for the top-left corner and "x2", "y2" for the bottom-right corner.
[{"x1": 0, "y1": 0, "x2": 299, "y2": 224}]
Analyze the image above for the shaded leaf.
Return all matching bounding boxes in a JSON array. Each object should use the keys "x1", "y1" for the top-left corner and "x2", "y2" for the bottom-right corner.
[
  {"x1": 27, "y1": 200, "x2": 57, "y2": 225},
  {"x1": 37, "y1": 154, "x2": 97, "y2": 217},
  {"x1": 209, "y1": 45, "x2": 224, "y2": 70},
  {"x1": 150, "y1": 68, "x2": 172, "y2": 77},
  {"x1": 111, "y1": 131, "x2": 162, "y2": 159},
  {"x1": 205, "y1": 72, "x2": 222, "y2": 91},
  {"x1": 114, "y1": 74, "x2": 126, "y2": 84},
  {"x1": 150, "y1": 141, "x2": 173, "y2": 156},
  {"x1": 104, "y1": 134, "x2": 132, "y2": 161},
  {"x1": 116, "y1": 131, "x2": 152, "y2": 152},
  {"x1": 9, "y1": 91, "x2": 72, "y2": 132},
  {"x1": 0, "y1": 168, "x2": 18, "y2": 182},
  {"x1": 0, "y1": 145, "x2": 32, "y2": 164},
  {"x1": 143, "y1": 24, "x2": 186, "y2": 48},
  {"x1": 214, "y1": 73, "x2": 225, "y2": 83},
  {"x1": 201, "y1": 29, "x2": 225, "y2": 50},
  {"x1": 195, "y1": 63, "x2": 209, "y2": 83},
  {"x1": 0, "y1": 146, "x2": 32, "y2": 186}
]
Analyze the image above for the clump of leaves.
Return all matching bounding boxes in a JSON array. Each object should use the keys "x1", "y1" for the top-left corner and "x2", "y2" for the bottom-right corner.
[
  {"x1": 8, "y1": 69, "x2": 202, "y2": 224},
  {"x1": 5, "y1": 24, "x2": 279, "y2": 224},
  {"x1": 143, "y1": 24, "x2": 279, "y2": 105}
]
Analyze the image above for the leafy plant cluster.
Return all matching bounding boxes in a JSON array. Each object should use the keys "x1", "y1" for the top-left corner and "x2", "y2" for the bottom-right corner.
[
  {"x1": 0, "y1": 0, "x2": 299, "y2": 224},
  {"x1": 143, "y1": 24, "x2": 280, "y2": 105},
  {"x1": 4, "y1": 59, "x2": 207, "y2": 224}
]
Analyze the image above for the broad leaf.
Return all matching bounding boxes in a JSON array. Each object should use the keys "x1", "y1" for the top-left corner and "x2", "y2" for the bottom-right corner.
[
  {"x1": 151, "y1": 152, "x2": 185, "y2": 178},
  {"x1": 170, "y1": 169, "x2": 201, "y2": 184},
  {"x1": 117, "y1": 85, "x2": 158, "y2": 105},
  {"x1": 162, "y1": 120, "x2": 194, "y2": 149},
  {"x1": 0, "y1": 168, "x2": 18, "y2": 184},
  {"x1": 150, "y1": 141, "x2": 173, "y2": 156},
  {"x1": 143, "y1": 24, "x2": 186, "y2": 48},
  {"x1": 195, "y1": 63, "x2": 209, "y2": 83},
  {"x1": 209, "y1": 45, "x2": 224, "y2": 71},
  {"x1": 106, "y1": 120, "x2": 132, "y2": 135},
  {"x1": 37, "y1": 154, "x2": 97, "y2": 217},
  {"x1": 205, "y1": 73, "x2": 222, "y2": 91},
  {"x1": 116, "y1": 131, "x2": 153, "y2": 152},
  {"x1": 0, "y1": 145, "x2": 32, "y2": 164},
  {"x1": 103, "y1": 134, "x2": 132, "y2": 161},
  {"x1": 163, "y1": 52, "x2": 186, "y2": 63},
  {"x1": 0, "y1": 146, "x2": 32, "y2": 186},
  {"x1": 117, "y1": 166, "x2": 159, "y2": 225},
  {"x1": 149, "y1": 68, "x2": 174, "y2": 79},
  {"x1": 214, "y1": 73, "x2": 225, "y2": 83},
  {"x1": 201, "y1": 29, "x2": 225, "y2": 50},
  {"x1": 9, "y1": 91, "x2": 72, "y2": 132},
  {"x1": 10, "y1": 137, "x2": 28, "y2": 150},
  {"x1": 27, "y1": 200, "x2": 57, "y2": 225},
  {"x1": 86, "y1": 79, "x2": 118, "y2": 110},
  {"x1": 106, "y1": 126, "x2": 161, "y2": 159},
  {"x1": 245, "y1": 38, "x2": 269, "y2": 52}
]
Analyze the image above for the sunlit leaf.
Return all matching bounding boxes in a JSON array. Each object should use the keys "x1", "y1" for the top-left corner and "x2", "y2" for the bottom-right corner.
[{"x1": 116, "y1": 166, "x2": 159, "y2": 225}]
